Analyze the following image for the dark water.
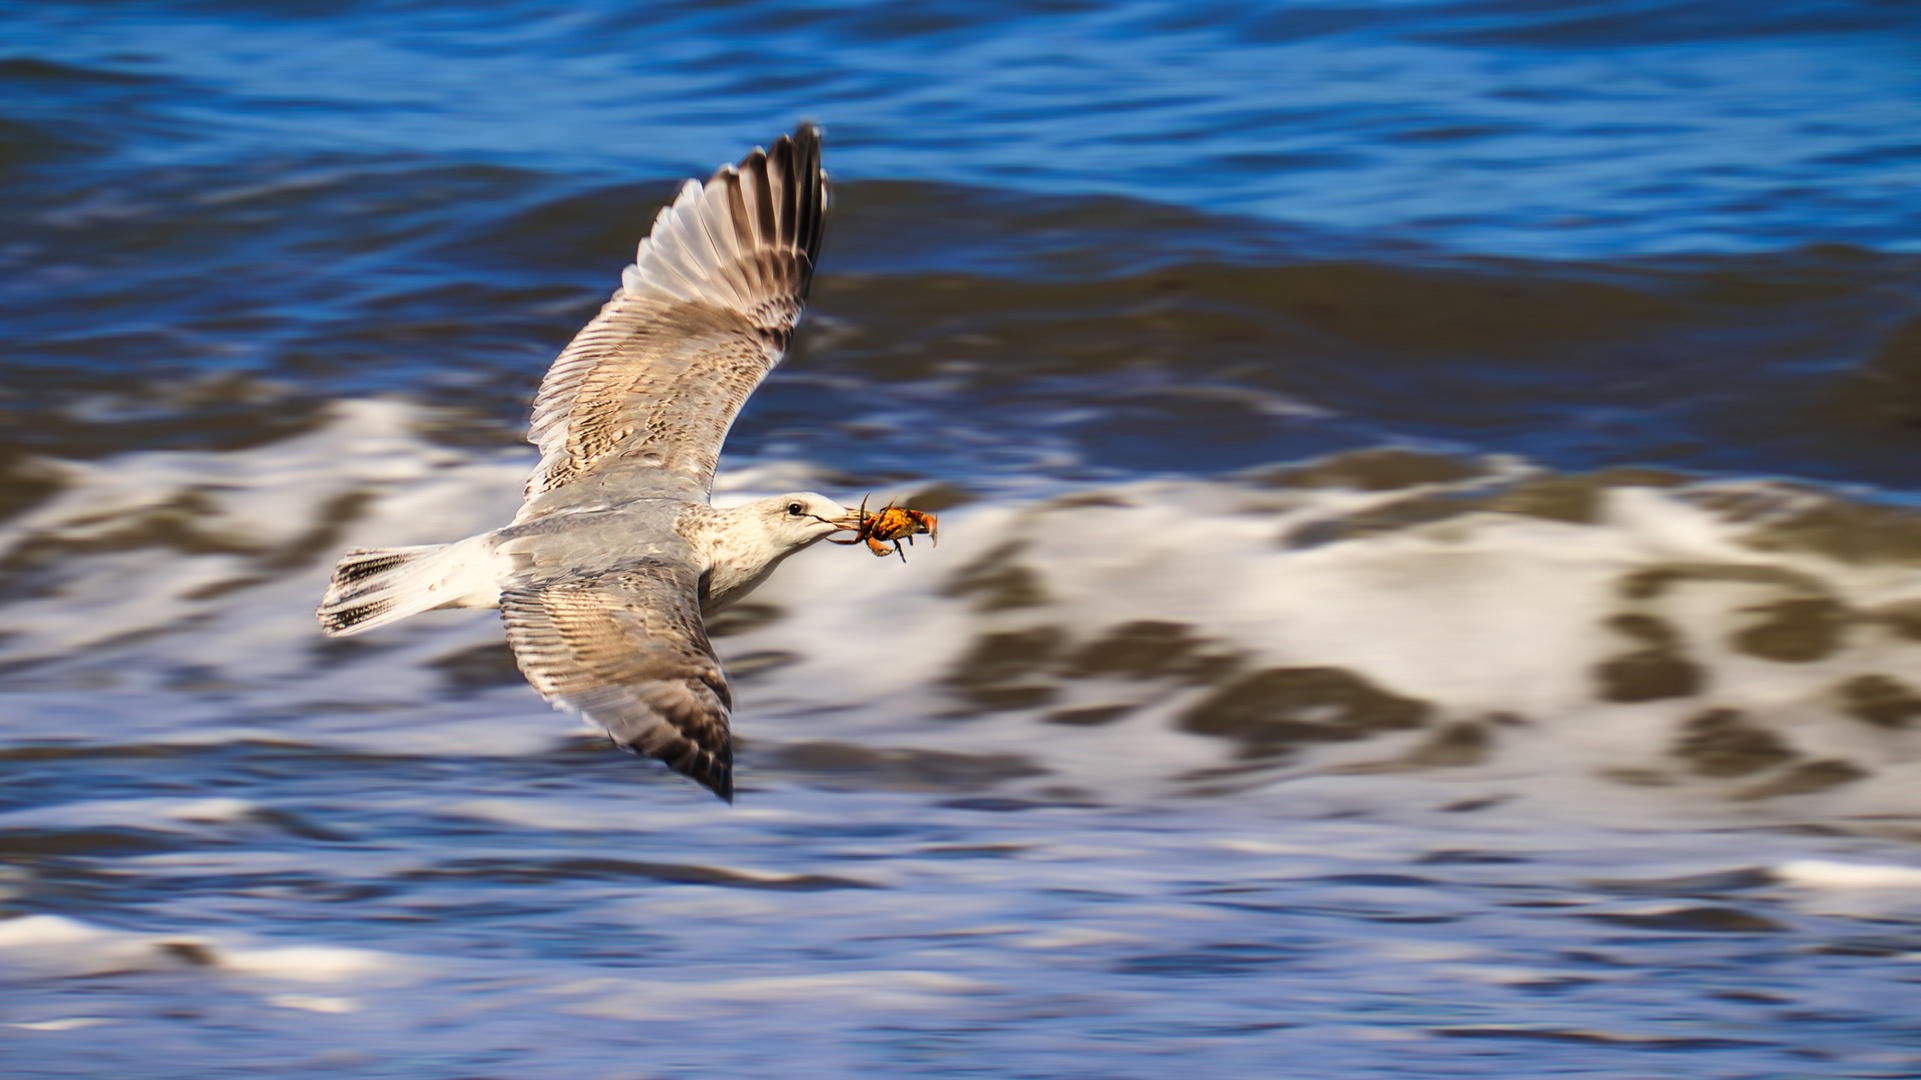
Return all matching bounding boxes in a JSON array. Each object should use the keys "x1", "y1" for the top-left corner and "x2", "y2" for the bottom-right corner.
[{"x1": 5, "y1": 2, "x2": 1921, "y2": 1077}]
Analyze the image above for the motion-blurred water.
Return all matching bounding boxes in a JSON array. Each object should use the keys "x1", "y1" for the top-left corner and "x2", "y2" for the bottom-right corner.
[{"x1": 4, "y1": 2, "x2": 1921, "y2": 1077}]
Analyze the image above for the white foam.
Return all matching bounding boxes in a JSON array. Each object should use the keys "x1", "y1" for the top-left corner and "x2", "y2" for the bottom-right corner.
[
  {"x1": 0, "y1": 915, "x2": 199, "y2": 977},
  {"x1": 3, "y1": 399, "x2": 1920, "y2": 821},
  {"x1": 264, "y1": 994, "x2": 362, "y2": 1014},
  {"x1": 217, "y1": 945, "x2": 395, "y2": 983},
  {"x1": 1013, "y1": 926, "x2": 1144, "y2": 949},
  {"x1": 442, "y1": 796, "x2": 749, "y2": 834},
  {"x1": 8, "y1": 1017, "x2": 112, "y2": 1031},
  {"x1": 0, "y1": 795, "x2": 301, "y2": 834},
  {"x1": 166, "y1": 797, "x2": 259, "y2": 824},
  {"x1": 556, "y1": 969, "x2": 995, "y2": 1021},
  {"x1": 0, "y1": 399, "x2": 524, "y2": 678},
  {"x1": 1777, "y1": 859, "x2": 1921, "y2": 890},
  {"x1": 0, "y1": 913, "x2": 410, "y2": 985},
  {"x1": 719, "y1": 470, "x2": 1921, "y2": 817}
]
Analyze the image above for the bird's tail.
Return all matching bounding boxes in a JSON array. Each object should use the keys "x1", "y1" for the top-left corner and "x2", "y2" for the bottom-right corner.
[{"x1": 316, "y1": 539, "x2": 495, "y2": 636}]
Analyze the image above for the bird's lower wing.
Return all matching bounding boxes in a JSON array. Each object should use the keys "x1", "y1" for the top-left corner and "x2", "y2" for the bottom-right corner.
[{"x1": 501, "y1": 557, "x2": 735, "y2": 801}]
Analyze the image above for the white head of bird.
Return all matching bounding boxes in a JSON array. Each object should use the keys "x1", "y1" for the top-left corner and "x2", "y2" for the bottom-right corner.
[
  {"x1": 696, "y1": 492, "x2": 860, "y2": 615},
  {"x1": 731, "y1": 491, "x2": 860, "y2": 552}
]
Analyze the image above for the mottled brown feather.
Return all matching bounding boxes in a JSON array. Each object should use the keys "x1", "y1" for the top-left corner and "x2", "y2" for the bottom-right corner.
[
  {"x1": 502, "y1": 557, "x2": 735, "y2": 800},
  {"x1": 518, "y1": 124, "x2": 826, "y2": 518}
]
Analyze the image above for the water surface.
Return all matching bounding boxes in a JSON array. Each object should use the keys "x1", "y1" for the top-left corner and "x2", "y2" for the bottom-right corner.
[{"x1": 4, "y1": 2, "x2": 1921, "y2": 1077}]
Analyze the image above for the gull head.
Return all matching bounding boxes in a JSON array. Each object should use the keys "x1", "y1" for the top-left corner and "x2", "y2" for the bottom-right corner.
[{"x1": 737, "y1": 491, "x2": 863, "y2": 555}]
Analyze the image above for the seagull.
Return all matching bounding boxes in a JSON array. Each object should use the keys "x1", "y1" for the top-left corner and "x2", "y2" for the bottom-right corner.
[{"x1": 316, "y1": 124, "x2": 850, "y2": 802}]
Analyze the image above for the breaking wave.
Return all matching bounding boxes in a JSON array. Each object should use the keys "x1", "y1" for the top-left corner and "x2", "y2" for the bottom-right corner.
[{"x1": 4, "y1": 400, "x2": 1918, "y2": 825}]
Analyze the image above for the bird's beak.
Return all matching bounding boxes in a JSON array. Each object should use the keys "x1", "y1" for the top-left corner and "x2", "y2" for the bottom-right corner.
[{"x1": 810, "y1": 507, "x2": 867, "y2": 545}]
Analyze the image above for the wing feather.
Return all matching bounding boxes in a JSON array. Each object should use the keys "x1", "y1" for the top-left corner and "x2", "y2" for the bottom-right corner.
[
  {"x1": 670, "y1": 185, "x2": 744, "y2": 309},
  {"x1": 502, "y1": 557, "x2": 735, "y2": 801},
  {"x1": 694, "y1": 174, "x2": 746, "y2": 288},
  {"x1": 720, "y1": 169, "x2": 767, "y2": 301},
  {"x1": 520, "y1": 124, "x2": 827, "y2": 516}
]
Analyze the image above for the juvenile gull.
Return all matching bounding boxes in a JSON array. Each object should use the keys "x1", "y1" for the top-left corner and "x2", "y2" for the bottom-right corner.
[{"x1": 317, "y1": 124, "x2": 845, "y2": 802}]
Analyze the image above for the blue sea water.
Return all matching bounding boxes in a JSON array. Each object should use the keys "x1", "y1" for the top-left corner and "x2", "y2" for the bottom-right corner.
[
  {"x1": 4, "y1": 2, "x2": 1921, "y2": 1077},
  {"x1": 11, "y1": 0, "x2": 1920, "y2": 256}
]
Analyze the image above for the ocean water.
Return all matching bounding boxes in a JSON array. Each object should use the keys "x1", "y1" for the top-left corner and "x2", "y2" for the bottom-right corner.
[{"x1": 4, "y1": 2, "x2": 1921, "y2": 1077}]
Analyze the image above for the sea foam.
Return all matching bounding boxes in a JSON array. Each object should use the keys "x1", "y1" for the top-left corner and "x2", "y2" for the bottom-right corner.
[{"x1": 0, "y1": 401, "x2": 1917, "y2": 822}]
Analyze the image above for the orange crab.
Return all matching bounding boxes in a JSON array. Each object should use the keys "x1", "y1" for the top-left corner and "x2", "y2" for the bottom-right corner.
[{"x1": 831, "y1": 494, "x2": 939, "y2": 561}]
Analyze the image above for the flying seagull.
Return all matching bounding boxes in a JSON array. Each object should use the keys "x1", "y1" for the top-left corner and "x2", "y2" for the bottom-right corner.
[{"x1": 317, "y1": 124, "x2": 848, "y2": 802}]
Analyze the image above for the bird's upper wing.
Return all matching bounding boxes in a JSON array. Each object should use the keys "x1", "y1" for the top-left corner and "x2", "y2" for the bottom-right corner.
[
  {"x1": 517, "y1": 124, "x2": 827, "y2": 519},
  {"x1": 501, "y1": 556, "x2": 735, "y2": 801}
]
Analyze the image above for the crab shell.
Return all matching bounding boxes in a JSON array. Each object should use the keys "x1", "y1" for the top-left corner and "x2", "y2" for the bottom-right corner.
[{"x1": 870, "y1": 506, "x2": 935, "y2": 542}]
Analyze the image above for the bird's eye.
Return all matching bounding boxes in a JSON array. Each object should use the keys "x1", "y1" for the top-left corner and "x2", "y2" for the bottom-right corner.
[{"x1": 786, "y1": 502, "x2": 805, "y2": 516}]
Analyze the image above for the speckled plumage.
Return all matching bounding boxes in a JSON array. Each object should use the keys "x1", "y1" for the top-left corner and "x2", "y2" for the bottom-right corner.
[{"x1": 317, "y1": 125, "x2": 839, "y2": 802}]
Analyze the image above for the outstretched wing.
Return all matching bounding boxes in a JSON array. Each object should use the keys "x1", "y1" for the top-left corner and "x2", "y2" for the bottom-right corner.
[
  {"x1": 501, "y1": 557, "x2": 735, "y2": 801},
  {"x1": 518, "y1": 124, "x2": 828, "y2": 518}
]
